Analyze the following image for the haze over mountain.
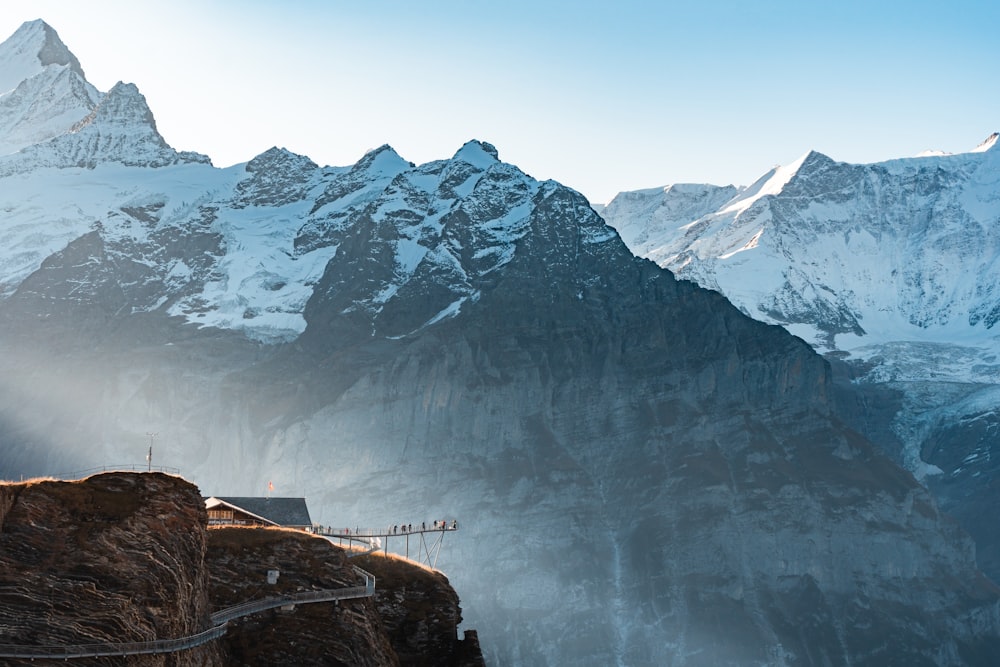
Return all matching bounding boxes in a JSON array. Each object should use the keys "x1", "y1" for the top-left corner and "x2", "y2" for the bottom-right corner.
[
  {"x1": 600, "y1": 132, "x2": 1000, "y2": 583},
  {"x1": 2, "y1": 19, "x2": 1000, "y2": 666}
]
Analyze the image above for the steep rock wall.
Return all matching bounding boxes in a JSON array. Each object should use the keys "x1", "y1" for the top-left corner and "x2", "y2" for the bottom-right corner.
[{"x1": 0, "y1": 472, "x2": 222, "y2": 666}]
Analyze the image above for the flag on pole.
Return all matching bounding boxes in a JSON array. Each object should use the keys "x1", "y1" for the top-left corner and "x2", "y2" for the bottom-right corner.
[
  {"x1": 146, "y1": 446, "x2": 151, "y2": 463},
  {"x1": 268, "y1": 480, "x2": 274, "y2": 492}
]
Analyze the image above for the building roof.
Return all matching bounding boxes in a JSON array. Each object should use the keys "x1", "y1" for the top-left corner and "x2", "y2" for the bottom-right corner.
[{"x1": 205, "y1": 496, "x2": 312, "y2": 528}]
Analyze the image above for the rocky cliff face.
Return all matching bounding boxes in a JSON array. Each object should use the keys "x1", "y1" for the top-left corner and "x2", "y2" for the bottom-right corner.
[
  {"x1": 0, "y1": 472, "x2": 483, "y2": 666},
  {"x1": 207, "y1": 528, "x2": 483, "y2": 667},
  {"x1": 0, "y1": 472, "x2": 222, "y2": 666}
]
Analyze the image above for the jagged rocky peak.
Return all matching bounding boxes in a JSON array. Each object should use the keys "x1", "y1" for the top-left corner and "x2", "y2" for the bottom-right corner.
[
  {"x1": 0, "y1": 22, "x2": 209, "y2": 169},
  {"x1": 73, "y1": 81, "x2": 159, "y2": 135},
  {"x1": 0, "y1": 79, "x2": 211, "y2": 172},
  {"x1": 232, "y1": 146, "x2": 320, "y2": 208},
  {"x1": 246, "y1": 146, "x2": 318, "y2": 173}
]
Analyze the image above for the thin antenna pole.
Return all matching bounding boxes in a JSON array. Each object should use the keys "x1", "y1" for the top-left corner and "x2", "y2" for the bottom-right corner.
[{"x1": 145, "y1": 432, "x2": 157, "y2": 472}]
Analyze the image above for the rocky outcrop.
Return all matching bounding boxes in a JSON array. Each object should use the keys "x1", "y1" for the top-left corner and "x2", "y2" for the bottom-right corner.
[
  {"x1": 0, "y1": 472, "x2": 222, "y2": 666},
  {"x1": 207, "y1": 527, "x2": 394, "y2": 666},
  {"x1": 353, "y1": 552, "x2": 485, "y2": 667},
  {"x1": 207, "y1": 529, "x2": 482, "y2": 666},
  {"x1": 0, "y1": 473, "x2": 484, "y2": 666}
]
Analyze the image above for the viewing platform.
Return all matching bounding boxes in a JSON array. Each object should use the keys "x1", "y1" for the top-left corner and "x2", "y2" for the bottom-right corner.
[{"x1": 314, "y1": 521, "x2": 458, "y2": 569}]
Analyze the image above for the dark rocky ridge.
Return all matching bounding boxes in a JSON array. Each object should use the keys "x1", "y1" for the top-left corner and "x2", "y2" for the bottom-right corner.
[{"x1": 0, "y1": 472, "x2": 484, "y2": 666}]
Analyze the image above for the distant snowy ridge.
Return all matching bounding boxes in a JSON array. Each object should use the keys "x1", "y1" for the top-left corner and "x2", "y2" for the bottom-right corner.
[
  {"x1": 601, "y1": 134, "x2": 1000, "y2": 376},
  {"x1": 600, "y1": 132, "x2": 1000, "y2": 497}
]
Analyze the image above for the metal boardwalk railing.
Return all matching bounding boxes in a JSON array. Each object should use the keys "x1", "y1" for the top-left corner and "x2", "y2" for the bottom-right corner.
[
  {"x1": 0, "y1": 624, "x2": 229, "y2": 660},
  {"x1": 0, "y1": 567, "x2": 375, "y2": 660},
  {"x1": 52, "y1": 464, "x2": 182, "y2": 480},
  {"x1": 210, "y1": 567, "x2": 375, "y2": 625}
]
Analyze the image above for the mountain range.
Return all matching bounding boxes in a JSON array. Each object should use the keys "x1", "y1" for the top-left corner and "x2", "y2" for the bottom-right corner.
[
  {"x1": 600, "y1": 131, "x2": 1000, "y2": 584},
  {"x1": 2, "y1": 19, "x2": 999, "y2": 666}
]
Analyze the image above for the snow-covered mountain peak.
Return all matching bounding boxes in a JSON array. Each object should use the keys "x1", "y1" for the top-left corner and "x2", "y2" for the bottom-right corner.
[
  {"x1": 717, "y1": 150, "x2": 823, "y2": 216},
  {"x1": 353, "y1": 144, "x2": 413, "y2": 177},
  {"x1": 452, "y1": 139, "x2": 499, "y2": 169},
  {"x1": 31, "y1": 21, "x2": 83, "y2": 76},
  {"x1": 58, "y1": 81, "x2": 209, "y2": 167},
  {"x1": 0, "y1": 21, "x2": 99, "y2": 156},
  {"x1": 232, "y1": 146, "x2": 320, "y2": 208},
  {"x1": 603, "y1": 134, "x2": 1000, "y2": 367},
  {"x1": 0, "y1": 19, "x2": 83, "y2": 94},
  {"x1": 599, "y1": 182, "x2": 741, "y2": 258},
  {"x1": 972, "y1": 131, "x2": 999, "y2": 153},
  {"x1": 0, "y1": 23, "x2": 210, "y2": 172},
  {"x1": 73, "y1": 82, "x2": 155, "y2": 133},
  {"x1": 245, "y1": 146, "x2": 317, "y2": 173},
  {"x1": 0, "y1": 80, "x2": 209, "y2": 173}
]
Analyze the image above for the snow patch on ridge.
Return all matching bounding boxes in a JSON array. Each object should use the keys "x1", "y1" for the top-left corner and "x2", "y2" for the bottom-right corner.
[
  {"x1": 720, "y1": 151, "x2": 811, "y2": 216},
  {"x1": 971, "y1": 132, "x2": 999, "y2": 153},
  {"x1": 170, "y1": 196, "x2": 338, "y2": 343}
]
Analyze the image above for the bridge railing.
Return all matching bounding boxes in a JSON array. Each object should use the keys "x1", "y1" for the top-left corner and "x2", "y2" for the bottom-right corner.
[
  {"x1": 0, "y1": 622, "x2": 228, "y2": 659},
  {"x1": 0, "y1": 567, "x2": 375, "y2": 659},
  {"x1": 210, "y1": 565, "x2": 375, "y2": 625},
  {"x1": 316, "y1": 523, "x2": 458, "y2": 537},
  {"x1": 53, "y1": 464, "x2": 181, "y2": 480}
]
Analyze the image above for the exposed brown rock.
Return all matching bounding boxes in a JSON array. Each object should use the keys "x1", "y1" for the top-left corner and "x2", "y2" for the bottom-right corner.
[
  {"x1": 0, "y1": 471, "x2": 221, "y2": 666},
  {"x1": 206, "y1": 527, "x2": 396, "y2": 666},
  {"x1": 0, "y1": 472, "x2": 484, "y2": 666},
  {"x1": 353, "y1": 551, "x2": 486, "y2": 667}
]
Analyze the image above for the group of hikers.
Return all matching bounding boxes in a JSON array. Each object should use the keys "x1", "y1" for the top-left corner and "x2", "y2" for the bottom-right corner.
[
  {"x1": 317, "y1": 520, "x2": 458, "y2": 536},
  {"x1": 390, "y1": 519, "x2": 457, "y2": 534}
]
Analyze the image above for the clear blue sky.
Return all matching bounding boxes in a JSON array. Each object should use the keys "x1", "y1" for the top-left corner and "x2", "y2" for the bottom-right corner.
[{"x1": 2, "y1": 0, "x2": 998, "y2": 203}]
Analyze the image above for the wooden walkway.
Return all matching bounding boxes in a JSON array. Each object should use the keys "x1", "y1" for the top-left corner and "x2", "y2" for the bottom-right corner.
[{"x1": 0, "y1": 567, "x2": 374, "y2": 660}]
